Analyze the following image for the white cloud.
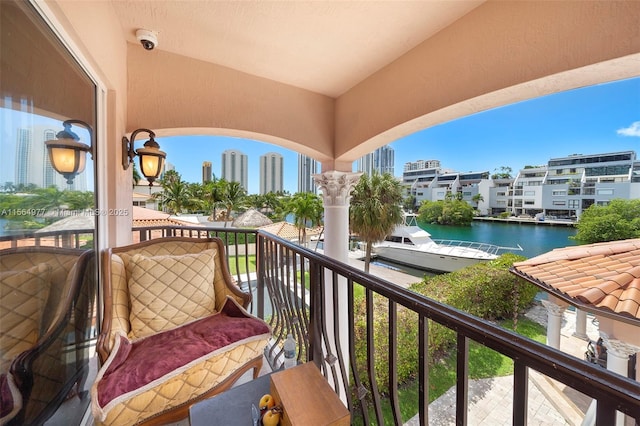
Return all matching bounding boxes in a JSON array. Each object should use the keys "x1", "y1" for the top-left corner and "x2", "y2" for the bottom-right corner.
[{"x1": 617, "y1": 121, "x2": 640, "y2": 137}]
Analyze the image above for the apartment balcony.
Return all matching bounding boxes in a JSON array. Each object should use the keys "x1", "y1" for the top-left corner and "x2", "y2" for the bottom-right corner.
[
  {"x1": 129, "y1": 226, "x2": 640, "y2": 425},
  {"x1": 3, "y1": 225, "x2": 640, "y2": 424}
]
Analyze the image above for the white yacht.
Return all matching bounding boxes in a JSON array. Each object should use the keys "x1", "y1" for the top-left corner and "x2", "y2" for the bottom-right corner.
[{"x1": 372, "y1": 215, "x2": 521, "y2": 273}]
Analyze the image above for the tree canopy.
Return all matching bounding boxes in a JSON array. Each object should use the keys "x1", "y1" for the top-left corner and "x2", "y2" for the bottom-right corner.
[
  {"x1": 418, "y1": 198, "x2": 475, "y2": 226},
  {"x1": 491, "y1": 166, "x2": 513, "y2": 179},
  {"x1": 572, "y1": 199, "x2": 640, "y2": 244},
  {"x1": 349, "y1": 172, "x2": 404, "y2": 273},
  {"x1": 285, "y1": 192, "x2": 324, "y2": 244}
]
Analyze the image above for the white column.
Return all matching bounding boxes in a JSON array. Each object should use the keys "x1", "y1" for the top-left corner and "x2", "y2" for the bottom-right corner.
[
  {"x1": 573, "y1": 309, "x2": 588, "y2": 340},
  {"x1": 314, "y1": 171, "x2": 361, "y2": 261},
  {"x1": 313, "y1": 171, "x2": 361, "y2": 404},
  {"x1": 541, "y1": 300, "x2": 565, "y2": 349},
  {"x1": 601, "y1": 333, "x2": 639, "y2": 426}
]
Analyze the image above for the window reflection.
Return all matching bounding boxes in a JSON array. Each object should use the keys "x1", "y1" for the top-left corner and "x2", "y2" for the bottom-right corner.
[{"x1": 0, "y1": 1, "x2": 98, "y2": 424}]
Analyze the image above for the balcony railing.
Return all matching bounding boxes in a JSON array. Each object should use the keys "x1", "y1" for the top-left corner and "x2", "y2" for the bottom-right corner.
[
  {"x1": 4, "y1": 225, "x2": 640, "y2": 425},
  {"x1": 131, "y1": 225, "x2": 640, "y2": 425}
]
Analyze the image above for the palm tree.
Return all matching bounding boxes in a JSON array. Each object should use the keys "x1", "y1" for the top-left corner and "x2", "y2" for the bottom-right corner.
[
  {"x1": 63, "y1": 191, "x2": 95, "y2": 210},
  {"x1": 472, "y1": 193, "x2": 484, "y2": 209},
  {"x1": 286, "y1": 192, "x2": 324, "y2": 245},
  {"x1": 350, "y1": 172, "x2": 404, "y2": 273},
  {"x1": 31, "y1": 187, "x2": 67, "y2": 213},
  {"x1": 153, "y1": 180, "x2": 191, "y2": 214},
  {"x1": 132, "y1": 164, "x2": 142, "y2": 188},
  {"x1": 204, "y1": 179, "x2": 226, "y2": 221},
  {"x1": 186, "y1": 182, "x2": 207, "y2": 213},
  {"x1": 221, "y1": 181, "x2": 247, "y2": 226}
]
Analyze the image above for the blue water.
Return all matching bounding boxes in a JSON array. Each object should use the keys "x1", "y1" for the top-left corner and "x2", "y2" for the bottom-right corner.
[{"x1": 420, "y1": 220, "x2": 577, "y2": 259}]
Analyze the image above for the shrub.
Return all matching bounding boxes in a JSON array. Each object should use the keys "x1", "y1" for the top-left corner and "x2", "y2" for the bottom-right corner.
[
  {"x1": 418, "y1": 199, "x2": 475, "y2": 226},
  {"x1": 352, "y1": 294, "x2": 454, "y2": 402}
]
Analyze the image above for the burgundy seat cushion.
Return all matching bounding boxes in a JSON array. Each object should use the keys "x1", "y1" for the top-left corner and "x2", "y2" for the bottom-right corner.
[{"x1": 97, "y1": 298, "x2": 269, "y2": 407}]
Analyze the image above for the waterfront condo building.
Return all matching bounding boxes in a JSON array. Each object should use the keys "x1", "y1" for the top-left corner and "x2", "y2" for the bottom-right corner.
[
  {"x1": 221, "y1": 149, "x2": 248, "y2": 190},
  {"x1": 356, "y1": 145, "x2": 395, "y2": 176},
  {"x1": 202, "y1": 161, "x2": 212, "y2": 184},
  {"x1": 532, "y1": 151, "x2": 638, "y2": 219},
  {"x1": 259, "y1": 152, "x2": 284, "y2": 194},
  {"x1": 298, "y1": 154, "x2": 319, "y2": 193},
  {"x1": 406, "y1": 150, "x2": 640, "y2": 219}
]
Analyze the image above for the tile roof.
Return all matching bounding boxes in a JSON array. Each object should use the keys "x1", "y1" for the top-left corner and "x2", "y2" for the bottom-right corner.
[
  {"x1": 259, "y1": 222, "x2": 322, "y2": 240},
  {"x1": 132, "y1": 206, "x2": 201, "y2": 227},
  {"x1": 511, "y1": 238, "x2": 640, "y2": 323}
]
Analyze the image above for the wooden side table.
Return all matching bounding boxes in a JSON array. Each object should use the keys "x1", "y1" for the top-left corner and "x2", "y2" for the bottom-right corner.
[
  {"x1": 270, "y1": 362, "x2": 350, "y2": 426},
  {"x1": 189, "y1": 363, "x2": 349, "y2": 426}
]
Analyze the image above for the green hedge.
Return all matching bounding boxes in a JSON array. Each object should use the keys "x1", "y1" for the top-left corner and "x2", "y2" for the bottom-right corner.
[
  {"x1": 413, "y1": 253, "x2": 538, "y2": 320},
  {"x1": 352, "y1": 253, "x2": 537, "y2": 396}
]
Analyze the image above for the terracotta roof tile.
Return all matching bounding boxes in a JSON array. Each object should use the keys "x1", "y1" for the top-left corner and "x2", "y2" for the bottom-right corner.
[
  {"x1": 599, "y1": 292, "x2": 623, "y2": 311},
  {"x1": 259, "y1": 222, "x2": 322, "y2": 240},
  {"x1": 628, "y1": 278, "x2": 640, "y2": 290},
  {"x1": 511, "y1": 238, "x2": 640, "y2": 321},
  {"x1": 619, "y1": 300, "x2": 640, "y2": 319}
]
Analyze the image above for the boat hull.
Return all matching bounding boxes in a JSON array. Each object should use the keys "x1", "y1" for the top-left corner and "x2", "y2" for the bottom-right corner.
[{"x1": 373, "y1": 244, "x2": 494, "y2": 273}]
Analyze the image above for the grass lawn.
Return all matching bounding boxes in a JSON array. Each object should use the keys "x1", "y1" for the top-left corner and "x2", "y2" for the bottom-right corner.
[
  {"x1": 354, "y1": 317, "x2": 546, "y2": 425},
  {"x1": 228, "y1": 256, "x2": 313, "y2": 288},
  {"x1": 226, "y1": 255, "x2": 256, "y2": 276}
]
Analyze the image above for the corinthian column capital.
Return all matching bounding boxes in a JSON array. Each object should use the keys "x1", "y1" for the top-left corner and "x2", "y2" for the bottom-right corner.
[{"x1": 313, "y1": 171, "x2": 362, "y2": 207}]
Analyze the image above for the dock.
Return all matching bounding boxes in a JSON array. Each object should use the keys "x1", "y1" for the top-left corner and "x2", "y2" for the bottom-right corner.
[{"x1": 474, "y1": 217, "x2": 576, "y2": 227}]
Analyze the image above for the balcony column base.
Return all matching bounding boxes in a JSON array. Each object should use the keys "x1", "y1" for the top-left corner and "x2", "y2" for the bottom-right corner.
[
  {"x1": 541, "y1": 300, "x2": 566, "y2": 350},
  {"x1": 313, "y1": 170, "x2": 362, "y2": 405}
]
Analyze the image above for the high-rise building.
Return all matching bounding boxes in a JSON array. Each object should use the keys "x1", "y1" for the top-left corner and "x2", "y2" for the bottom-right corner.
[
  {"x1": 298, "y1": 154, "x2": 319, "y2": 193},
  {"x1": 403, "y1": 159, "x2": 441, "y2": 172},
  {"x1": 15, "y1": 125, "x2": 87, "y2": 190},
  {"x1": 259, "y1": 152, "x2": 283, "y2": 194},
  {"x1": 221, "y1": 149, "x2": 248, "y2": 190},
  {"x1": 356, "y1": 145, "x2": 395, "y2": 176},
  {"x1": 202, "y1": 161, "x2": 212, "y2": 184}
]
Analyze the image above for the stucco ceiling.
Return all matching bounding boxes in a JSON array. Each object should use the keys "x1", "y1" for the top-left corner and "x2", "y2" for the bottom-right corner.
[{"x1": 111, "y1": 0, "x2": 483, "y2": 97}]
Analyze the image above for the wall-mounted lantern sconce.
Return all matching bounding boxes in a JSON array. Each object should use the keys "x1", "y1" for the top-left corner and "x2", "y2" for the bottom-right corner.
[
  {"x1": 45, "y1": 119, "x2": 93, "y2": 185},
  {"x1": 122, "y1": 129, "x2": 166, "y2": 186}
]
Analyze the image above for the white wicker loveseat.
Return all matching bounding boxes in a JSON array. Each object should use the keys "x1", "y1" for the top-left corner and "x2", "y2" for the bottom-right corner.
[{"x1": 91, "y1": 237, "x2": 270, "y2": 426}]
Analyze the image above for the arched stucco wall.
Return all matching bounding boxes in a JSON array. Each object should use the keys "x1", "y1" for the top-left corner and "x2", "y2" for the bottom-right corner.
[
  {"x1": 335, "y1": 1, "x2": 640, "y2": 162},
  {"x1": 127, "y1": 47, "x2": 335, "y2": 163}
]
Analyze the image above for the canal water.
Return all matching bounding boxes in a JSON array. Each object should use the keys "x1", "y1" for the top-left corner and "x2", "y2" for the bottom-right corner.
[
  {"x1": 422, "y1": 220, "x2": 578, "y2": 259},
  {"x1": 372, "y1": 220, "x2": 578, "y2": 277}
]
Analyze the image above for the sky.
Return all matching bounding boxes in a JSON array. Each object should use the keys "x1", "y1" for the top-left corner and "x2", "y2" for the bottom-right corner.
[
  {"x1": 157, "y1": 76, "x2": 640, "y2": 194},
  {"x1": 2, "y1": 77, "x2": 638, "y2": 194}
]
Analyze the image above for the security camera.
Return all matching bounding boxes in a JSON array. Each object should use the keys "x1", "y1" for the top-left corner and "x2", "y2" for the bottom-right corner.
[{"x1": 136, "y1": 29, "x2": 158, "y2": 51}]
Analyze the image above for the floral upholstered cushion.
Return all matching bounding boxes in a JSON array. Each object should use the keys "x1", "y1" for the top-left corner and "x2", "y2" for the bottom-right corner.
[
  {"x1": 0, "y1": 263, "x2": 51, "y2": 372},
  {"x1": 127, "y1": 250, "x2": 216, "y2": 339}
]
